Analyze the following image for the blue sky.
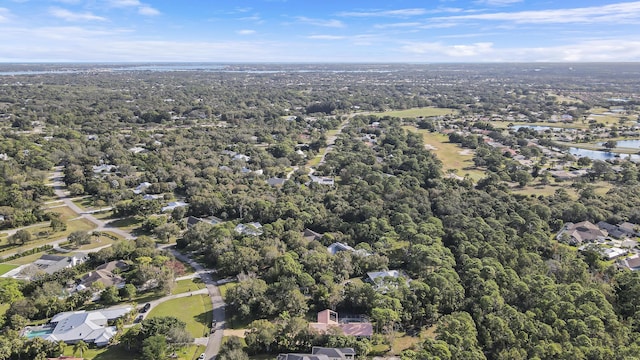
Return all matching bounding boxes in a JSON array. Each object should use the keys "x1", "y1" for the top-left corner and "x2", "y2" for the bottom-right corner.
[{"x1": 1, "y1": 0, "x2": 640, "y2": 62}]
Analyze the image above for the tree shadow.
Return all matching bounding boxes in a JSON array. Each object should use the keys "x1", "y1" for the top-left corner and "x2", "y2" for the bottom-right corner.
[{"x1": 194, "y1": 310, "x2": 213, "y2": 334}]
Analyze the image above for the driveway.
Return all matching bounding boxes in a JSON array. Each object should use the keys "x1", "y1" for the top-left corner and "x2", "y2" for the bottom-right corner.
[{"x1": 164, "y1": 247, "x2": 225, "y2": 360}]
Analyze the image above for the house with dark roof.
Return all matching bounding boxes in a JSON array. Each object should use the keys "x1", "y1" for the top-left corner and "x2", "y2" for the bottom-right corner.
[
  {"x1": 277, "y1": 347, "x2": 355, "y2": 360},
  {"x1": 597, "y1": 221, "x2": 626, "y2": 238},
  {"x1": 618, "y1": 222, "x2": 639, "y2": 237},
  {"x1": 267, "y1": 177, "x2": 287, "y2": 186},
  {"x1": 17, "y1": 254, "x2": 88, "y2": 280},
  {"x1": 302, "y1": 228, "x2": 323, "y2": 242},
  {"x1": 309, "y1": 310, "x2": 373, "y2": 338}
]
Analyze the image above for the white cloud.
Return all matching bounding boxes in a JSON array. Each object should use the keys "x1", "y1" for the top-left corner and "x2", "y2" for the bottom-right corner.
[
  {"x1": 295, "y1": 16, "x2": 344, "y2": 28},
  {"x1": 398, "y1": 38, "x2": 640, "y2": 62},
  {"x1": 437, "y1": 1, "x2": 640, "y2": 24},
  {"x1": 307, "y1": 35, "x2": 346, "y2": 40},
  {"x1": 49, "y1": 7, "x2": 107, "y2": 22},
  {"x1": 337, "y1": 8, "x2": 427, "y2": 17},
  {"x1": 374, "y1": 22, "x2": 421, "y2": 29},
  {"x1": 475, "y1": 0, "x2": 522, "y2": 6},
  {"x1": 108, "y1": 0, "x2": 141, "y2": 7},
  {"x1": 402, "y1": 41, "x2": 494, "y2": 57},
  {"x1": 106, "y1": 0, "x2": 160, "y2": 16},
  {"x1": 237, "y1": 29, "x2": 256, "y2": 35},
  {"x1": 0, "y1": 8, "x2": 11, "y2": 22},
  {"x1": 138, "y1": 6, "x2": 159, "y2": 16}
]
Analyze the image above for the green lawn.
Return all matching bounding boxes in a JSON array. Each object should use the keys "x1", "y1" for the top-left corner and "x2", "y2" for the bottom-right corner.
[
  {"x1": 376, "y1": 107, "x2": 456, "y2": 118},
  {"x1": 172, "y1": 278, "x2": 205, "y2": 295},
  {"x1": 63, "y1": 344, "x2": 137, "y2": 360},
  {"x1": 2, "y1": 252, "x2": 44, "y2": 265},
  {"x1": 0, "y1": 303, "x2": 10, "y2": 317},
  {"x1": 107, "y1": 217, "x2": 143, "y2": 231},
  {"x1": 0, "y1": 263, "x2": 17, "y2": 275},
  {"x1": 403, "y1": 126, "x2": 486, "y2": 181},
  {"x1": 147, "y1": 294, "x2": 212, "y2": 338},
  {"x1": 218, "y1": 282, "x2": 237, "y2": 298},
  {"x1": 46, "y1": 206, "x2": 80, "y2": 221},
  {"x1": 547, "y1": 92, "x2": 583, "y2": 104}
]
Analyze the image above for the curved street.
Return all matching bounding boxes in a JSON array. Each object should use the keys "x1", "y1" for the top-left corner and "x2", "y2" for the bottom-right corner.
[{"x1": 165, "y1": 246, "x2": 226, "y2": 360}]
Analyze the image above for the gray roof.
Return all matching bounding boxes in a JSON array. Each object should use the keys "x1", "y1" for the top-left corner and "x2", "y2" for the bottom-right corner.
[
  {"x1": 41, "y1": 307, "x2": 131, "y2": 346},
  {"x1": 312, "y1": 347, "x2": 356, "y2": 357}
]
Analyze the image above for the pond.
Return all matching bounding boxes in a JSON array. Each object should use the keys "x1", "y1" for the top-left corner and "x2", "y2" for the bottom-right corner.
[
  {"x1": 596, "y1": 140, "x2": 640, "y2": 149},
  {"x1": 569, "y1": 147, "x2": 640, "y2": 162}
]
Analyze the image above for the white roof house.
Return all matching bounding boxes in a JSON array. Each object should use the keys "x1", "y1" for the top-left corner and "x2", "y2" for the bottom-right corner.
[
  {"x1": 161, "y1": 201, "x2": 188, "y2": 212},
  {"x1": 133, "y1": 182, "x2": 152, "y2": 194},
  {"x1": 235, "y1": 222, "x2": 263, "y2": 236},
  {"x1": 38, "y1": 307, "x2": 131, "y2": 347}
]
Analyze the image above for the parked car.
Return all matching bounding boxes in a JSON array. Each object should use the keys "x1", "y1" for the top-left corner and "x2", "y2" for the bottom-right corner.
[
  {"x1": 134, "y1": 315, "x2": 144, "y2": 323},
  {"x1": 141, "y1": 303, "x2": 151, "y2": 313},
  {"x1": 198, "y1": 353, "x2": 206, "y2": 360}
]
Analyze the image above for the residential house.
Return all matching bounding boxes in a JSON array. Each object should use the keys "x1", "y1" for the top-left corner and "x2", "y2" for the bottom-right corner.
[
  {"x1": 31, "y1": 306, "x2": 132, "y2": 347},
  {"x1": 621, "y1": 255, "x2": 640, "y2": 271},
  {"x1": 618, "y1": 222, "x2": 639, "y2": 237},
  {"x1": 161, "y1": 201, "x2": 188, "y2": 212},
  {"x1": 602, "y1": 247, "x2": 628, "y2": 260},
  {"x1": 277, "y1": 347, "x2": 356, "y2": 360},
  {"x1": 18, "y1": 254, "x2": 87, "y2": 279},
  {"x1": 267, "y1": 177, "x2": 287, "y2": 186},
  {"x1": 77, "y1": 261, "x2": 128, "y2": 290},
  {"x1": 556, "y1": 221, "x2": 606, "y2": 245},
  {"x1": 302, "y1": 228, "x2": 323, "y2": 242},
  {"x1": 235, "y1": 222, "x2": 263, "y2": 236},
  {"x1": 133, "y1": 182, "x2": 152, "y2": 194},
  {"x1": 366, "y1": 270, "x2": 410, "y2": 292},
  {"x1": 92, "y1": 164, "x2": 116, "y2": 174},
  {"x1": 327, "y1": 242, "x2": 355, "y2": 255},
  {"x1": 186, "y1": 216, "x2": 223, "y2": 228},
  {"x1": 309, "y1": 175, "x2": 335, "y2": 186},
  {"x1": 327, "y1": 242, "x2": 371, "y2": 257},
  {"x1": 309, "y1": 309, "x2": 373, "y2": 338},
  {"x1": 597, "y1": 221, "x2": 626, "y2": 239}
]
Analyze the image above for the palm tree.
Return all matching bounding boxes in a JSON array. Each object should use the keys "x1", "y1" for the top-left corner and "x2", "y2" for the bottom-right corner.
[{"x1": 73, "y1": 340, "x2": 89, "y2": 358}]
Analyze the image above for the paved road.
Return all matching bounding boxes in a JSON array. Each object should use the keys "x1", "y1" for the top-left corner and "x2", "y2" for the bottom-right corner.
[
  {"x1": 48, "y1": 167, "x2": 133, "y2": 240},
  {"x1": 164, "y1": 246, "x2": 225, "y2": 360}
]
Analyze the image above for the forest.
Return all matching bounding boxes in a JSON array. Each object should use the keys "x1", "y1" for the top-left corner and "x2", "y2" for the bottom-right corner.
[{"x1": 1, "y1": 63, "x2": 640, "y2": 360}]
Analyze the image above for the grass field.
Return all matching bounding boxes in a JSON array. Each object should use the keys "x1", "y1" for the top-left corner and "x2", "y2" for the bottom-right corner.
[
  {"x1": 46, "y1": 206, "x2": 80, "y2": 221},
  {"x1": 403, "y1": 126, "x2": 486, "y2": 181},
  {"x1": 108, "y1": 217, "x2": 143, "y2": 231},
  {"x1": 218, "y1": 282, "x2": 237, "y2": 298},
  {"x1": 2, "y1": 252, "x2": 44, "y2": 265},
  {"x1": 172, "y1": 278, "x2": 206, "y2": 295},
  {"x1": 147, "y1": 294, "x2": 213, "y2": 338},
  {"x1": 377, "y1": 107, "x2": 456, "y2": 118},
  {"x1": 0, "y1": 263, "x2": 17, "y2": 275},
  {"x1": 0, "y1": 303, "x2": 9, "y2": 318},
  {"x1": 547, "y1": 92, "x2": 583, "y2": 104},
  {"x1": 511, "y1": 180, "x2": 613, "y2": 199}
]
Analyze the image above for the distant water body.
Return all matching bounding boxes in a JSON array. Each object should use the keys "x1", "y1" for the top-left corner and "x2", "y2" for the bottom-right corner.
[{"x1": 0, "y1": 64, "x2": 394, "y2": 76}]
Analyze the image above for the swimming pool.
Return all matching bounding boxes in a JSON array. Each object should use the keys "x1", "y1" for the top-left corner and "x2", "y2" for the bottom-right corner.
[{"x1": 26, "y1": 328, "x2": 54, "y2": 338}]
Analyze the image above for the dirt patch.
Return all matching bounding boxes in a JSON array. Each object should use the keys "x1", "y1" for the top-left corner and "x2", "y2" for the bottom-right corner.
[
  {"x1": 223, "y1": 329, "x2": 246, "y2": 338},
  {"x1": 458, "y1": 149, "x2": 473, "y2": 155},
  {"x1": 424, "y1": 144, "x2": 438, "y2": 150}
]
